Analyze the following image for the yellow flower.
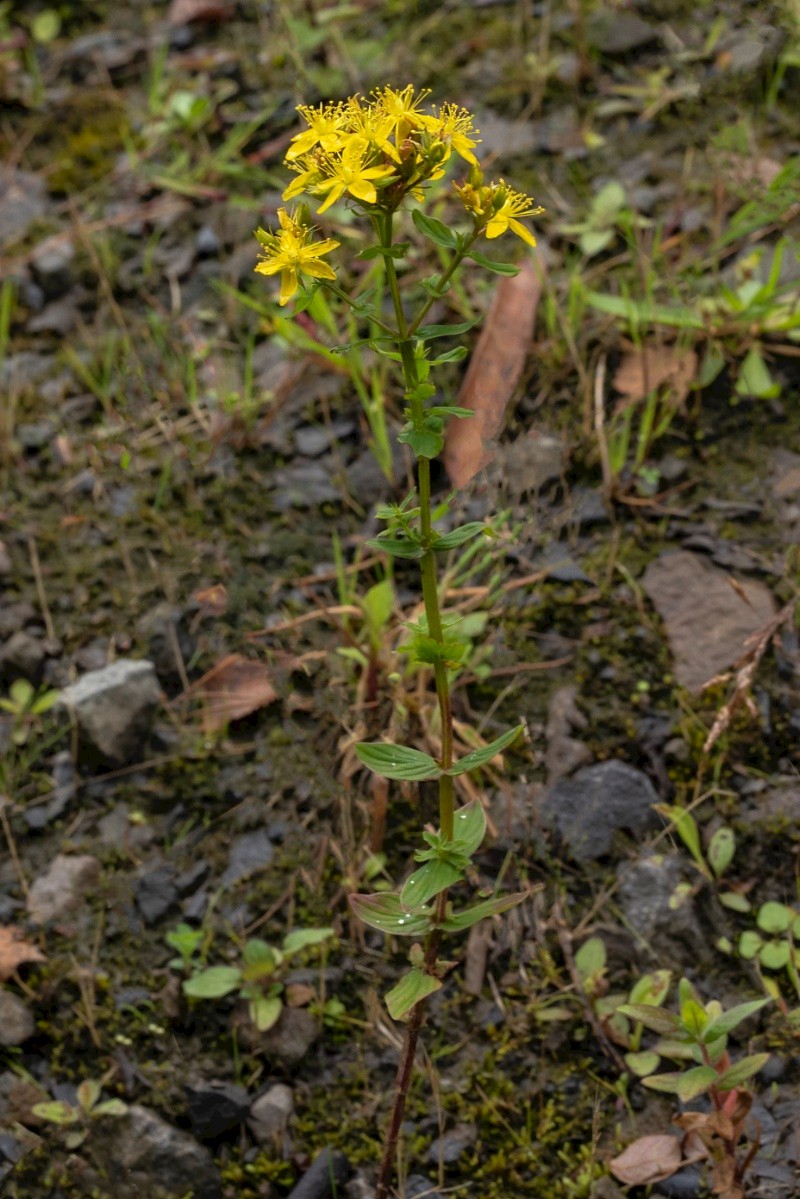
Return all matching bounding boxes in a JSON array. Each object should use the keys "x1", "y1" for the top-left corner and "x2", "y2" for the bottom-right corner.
[
  {"x1": 485, "y1": 185, "x2": 544, "y2": 246},
  {"x1": 370, "y1": 84, "x2": 430, "y2": 144},
  {"x1": 455, "y1": 174, "x2": 543, "y2": 247},
  {"x1": 420, "y1": 103, "x2": 480, "y2": 165},
  {"x1": 283, "y1": 155, "x2": 323, "y2": 201},
  {"x1": 314, "y1": 139, "x2": 396, "y2": 214},
  {"x1": 285, "y1": 102, "x2": 347, "y2": 161},
  {"x1": 253, "y1": 209, "x2": 339, "y2": 306}
]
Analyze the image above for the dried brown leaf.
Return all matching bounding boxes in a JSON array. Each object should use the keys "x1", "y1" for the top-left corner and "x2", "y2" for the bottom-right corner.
[
  {"x1": 0, "y1": 925, "x2": 46, "y2": 982},
  {"x1": 612, "y1": 343, "x2": 697, "y2": 407},
  {"x1": 609, "y1": 1134, "x2": 683, "y2": 1186},
  {"x1": 444, "y1": 256, "x2": 542, "y2": 489},
  {"x1": 193, "y1": 653, "x2": 278, "y2": 733},
  {"x1": 167, "y1": 0, "x2": 234, "y2": 25},
  {"x1": 194, "y1": 584, "x2": 228, "y2": 618}
]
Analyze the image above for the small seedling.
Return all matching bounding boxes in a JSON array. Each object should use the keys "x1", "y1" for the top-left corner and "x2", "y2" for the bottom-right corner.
[
  {"x1": 0, "y1": 679, "x2": 61, "y2": 747},
  {"x1": 32, "y1": 1079, "x2": 127, "y2": 1149},
  {"x1": 165, "y1": 922, "x2": 209, "y2": 975},
  {"x1": 617, "y1": 979, "x2": 769, "y2": 1199},
  {"x1": 182, "y1": 927, "x2": 334, "y2": 1031}
]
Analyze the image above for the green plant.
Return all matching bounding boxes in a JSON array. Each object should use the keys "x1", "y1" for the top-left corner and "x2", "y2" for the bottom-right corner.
[
  {"x1": 616, "y1": 979, "x2": 769, "y2": 1199},
  {"x1": 0, "y1": 679, "x2": 60, "y2": 748},
  {"x1": 656, "y1": 803, "x2": 743, "y2": 906},
  {"x1": 737, "y1": 901, "x2": 800, "y2": 1022},
  {"x1": 182, "y1": 927, "x2": 334, "y2": 1032},
  {"x1": 32, "y1": 1078, "x2": 127, "y2": 1149},
  {"x1": 251, "y1": 86, "x2": 539, "y2": 1199},
  {"x1": 165, "y1": 921, "x2": 210, "y2": 976}
]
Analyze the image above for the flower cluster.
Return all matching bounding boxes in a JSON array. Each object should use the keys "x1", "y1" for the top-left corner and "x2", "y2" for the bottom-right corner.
[{"x1": 253, "y1": 86, "x2": 541, "y2": 304}]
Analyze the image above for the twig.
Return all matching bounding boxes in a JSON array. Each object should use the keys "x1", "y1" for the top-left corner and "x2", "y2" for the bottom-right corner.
[
  {"x1": 27, "y1": 535, "x2": 56, "y2": 641},
  {"x1": 553, "y1": 899, "x2": 627, "y2": 1073}
]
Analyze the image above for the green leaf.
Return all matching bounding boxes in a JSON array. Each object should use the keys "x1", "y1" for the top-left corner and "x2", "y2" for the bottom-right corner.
[
  {"x1": 702, "y1": 998, "x2": 768, "y2": 1042},
  {"x1": 446, "y1": 725, "x2": 523, "y2": 776},
  {"x1": 629, "y1": 970, "x2": 672, "y2": 1007},
  {"x1": 434, "y1": 522, "x2": 488, "y2": 551},
  {"x1": 438, "y1": 892, "x2": 526, "y2": 933},
  {"x1": 736, "y1": 346, "x2": 780, "y2": 399},
  {"x1": 93, "y1": 1099, "x2": 128, "y2": 1118},
  {"x1": 452, "y1": 802, "x2": 487, "y2": 856},
  {"x1": 241, "y1": 940, "x2": 280, "y2": 982},
  {"x1": 412, "y1": 209, "x2": 457, "y2": 248},
  {"x1": 757, "y1": 901, "x2": 792, "y2": 935},
  {"x1": 398, "y1": 425, "x2": 444, "y2": 459},
  {"x1": 676, "y1": 1066, "x2": 719, "y2": 1102},
  {"x1": 349, "y1": 892, "x2": 432, "y2": 936},
  {"x1": 707, "y1": 827, "x2": 735, "y2": 878},
  {"x1": 427, "y1": 405, "x2": 473, "y2": 419},
  {"x1": 430, "y1": 346, "x2": 469, "y2": 365},
  {"x1": 31, "y1": 1101, "x2": 79, "y2": 1125},
  {"x1": 367, "y1": 534, "x2": 425, "y2": 560},
  {"x1": 355, "y1": 742, "x2": 441, "y2": 781},
  {"x1": 760, "y1": 940, "x2": 790, "y2": 970},
  {"x1": 386, "y1": 967, "x2": 442, "y2": 1020},
  {"x1": 617, "y1": 1004, "x2": 682, "y2": 1036},
  {"x1": 183, "y1": 966, "x2": 242, "y2": 999},
  {"x1": 405, "y1": 634, "x2": 467, "y2": 667},
  {"x1": 361, "y1": 580, "x2": 394, "y2": 639},
  {"x1": 680, "y1": 998, "x2": 709, "y2": 1038},
  {"x1": 249, "y1": 994, "x2": 283, "y2": 1032},
  {"x1": 580, "y1": 228, "x2": 615, "y2": 257},
  {"x1": 467, "y1": 250, "x2": 520, "y2": 275},
  {"x1": 358, "y1": 242, "x2": 410, "y2": 260},
  {"x1": 282, "y1": 927, "x2": 334, "y2": 955},
  {"x1": 77, "y1": 1080, "x2": 101, "y2": 1112},
  {"x1": 584, "y1": 291, "x2": 706, "y2": 331},
  {"x1": 400, "y1": 859, "x2": 463, "y2": 909},
  {"x1": 715, "y1": 1053, "x2": 770, "y2": 1091},
  {"x1": 739, "y1": 930, "x2": 763, "y2": 959},
  {"x1": 641, "y1": 1071, "x2": 683, "y2": 1094},
  {"x1": 416, "y1": 319, "x2": 480, "y2": 342},
  {"x1": 720, "y1": 891, "x2": 752, "y2": 913},
  {"x1": 575, "y1": 937, "x2": 606, "y2": 981},
  {"x1": 624, "y1": 1050, "x2": 661, "y2": 1077}
]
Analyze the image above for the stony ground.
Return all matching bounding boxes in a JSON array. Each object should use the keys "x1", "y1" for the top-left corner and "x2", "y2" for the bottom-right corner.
[{"x1": 0, "y1": 1, "x2": 799, "y2": 1198}]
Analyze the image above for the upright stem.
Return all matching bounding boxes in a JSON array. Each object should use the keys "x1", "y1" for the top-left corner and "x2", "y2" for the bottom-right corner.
[{"x1": 372, "y1": 213, "x2": 460, "y2": 1199}]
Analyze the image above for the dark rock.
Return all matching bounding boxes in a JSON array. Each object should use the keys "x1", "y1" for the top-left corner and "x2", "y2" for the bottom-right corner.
[
  {"x1": 139, "y1": 603, "x2": 196, "y2": 686},
  {"x1": 247, "y1": 1083, "x2": 294, "y2": 1144},
  {"x1": 540, "y1": 760, "x2": 660, "y2": 861},
  {"x1": 27, "y1": 853, "x2": 101, "y2": 925},
  {"x1": 57, "y1": 659, "x2": 161, "y2": 765},
  {"x1": 0, "y1": 992, "x2": 35, "y2": 1047},
  {"x1": 617, "y1": 852, "x2": 708, "y2": 964},
  {"x1": 427, "y1": 1122, "x2": 477, "y2": 1164},
  {"x1": 587, "y1": 11, "x2": 658, "y2": 53},
  {"x1": 31, "y1": 241, "x2": 75, "y2": 300},
  {"x1": 272, "y1": 459, "x2": 340, "y2": 510},
  {"x1": 287, "y1": 1148, "x2": 350, "y2": 1199},
  {"x1": 135, "y1": 866, "x2": 179, "y2": 925},
  {"x1": 89, "y1": 1103, "x2": 222, "y2": 1198},
  {"x1": 651, "y1": 1165, "x2": 703, "y2": 1198},
  {"x1": 0, "y1": 600, "x2": 37, "y2": 637},
  {"x1": 642, "y1": 551, "x2": 775, "y2": 693},
  {"x1": 221, "y1": 829, "x2": 274, "y2": 889},
  {"x1": 196, "y1": 224, "x2": 220, "y2": 256},
  {"x1": 175, "y1": 860, "x2": 210, "y2": 896},
  {"x1": 185, "y1": 1079, "x2": 249, "y2": 1141},
  {"x1": 406, "y1": 1176, "x2": 443, "y2": 1198},
  {"x1": 0, "y1": 631, "x2": 46, "y2": 683},
  {"x1": 16, "y1": 421, "x2": 55, "y2": 451},
  {"x1": 27, "y1": 297, "x2": 79, "y2": 336},
  {"x1": 0, "y1": 171, "x2": 47, "y2": 244}
]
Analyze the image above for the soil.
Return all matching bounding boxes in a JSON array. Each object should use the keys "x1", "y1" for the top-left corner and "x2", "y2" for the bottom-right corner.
[{"x1": 0, "y1": 1, "x2": 799, "y2": 1198}]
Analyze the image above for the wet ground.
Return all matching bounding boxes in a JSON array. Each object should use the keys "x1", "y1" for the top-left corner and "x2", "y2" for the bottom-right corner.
[{"x1": 0, "y1": 1, "x2": 799, "y2": 1197}]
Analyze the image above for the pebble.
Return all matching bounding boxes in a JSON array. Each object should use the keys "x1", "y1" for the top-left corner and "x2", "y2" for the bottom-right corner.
[
  {"x1": 247, "y1": 1083, "x2": 294, "y2": 1144},
  {"x1": 135, "y1": 865, "x2": 179, "y2": 925},
  {"x1": 0, "y1": 991, "x2": 35, "y2": 1047},
  {"x1": 27, "y1": 853, "x2": 101, "y2": 925},
  {"x1": 185, "y1": 1078, "x2": 250, "y2": 1141},
  {"x1": 540, "y1": 760, "x2": 660, "y2": 861},
  {"x1": 0, "y1": 631, "x2": 46, "y2": 683},
  {"x1": 287, "y1": 1148, "x2": 350, "y2": 1199},
  {"x1": 88, "y1": 1103, "x2": 222, "y2": 1199},
  {"x1": 57, "y1": 658, "x2": 161, "y2": 765},
  {"x1": 220, "y1": 829, "x2": 274, "y2": 890}
]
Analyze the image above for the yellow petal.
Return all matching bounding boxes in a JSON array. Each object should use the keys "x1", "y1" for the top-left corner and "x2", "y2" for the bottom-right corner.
[
  {"x1": 316, "y1": 183, "x2": 344, "y2": 213},
  {"x1": 347, "y1": 178, "x2": 378, "y2": 204},
  {"x1": 254, "y1": 259, "x2": 283, "y2": 276},
  {"x1": 279, "y1": 267, "x2": 298, "y2": 306},
  {"x1": 484, "y1": 216, "x2": 506, "y2": 239},
  {"x1": 509, "y1": 217, "x2": 537, "y2": 247},
  {"x1": 302, "y1": 259, "x2": 337, "y2": 280}
]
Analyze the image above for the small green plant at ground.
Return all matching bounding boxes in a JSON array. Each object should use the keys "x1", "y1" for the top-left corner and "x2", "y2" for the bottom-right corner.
[
  {"x1": 574, "y1": 935, "x2": 671, "y2": 1076},
  {"x1": 252, "y1": 85, "x2": 540, "y2": 1198},
  {"x1": 31, "y1": 1078, "x2": 127, "y2": 1149},
  {"x1": 0, "y1": 679, "x2": 61, "y2": 748},
  {"x1": 614, "y1": 979, "x2": 769, "y2": 1199},
  {"x1": 656, "y1": 803, "x2": 744, "y2": 907},
  {"x1": 736, "y1": 901, "x2": 800, "y2": 1025},
  {"x1": 164, "y1": 921, "x2": 210, "y2": 976},
  {"x1": 182, "y1": 927, "x2": 334, "y2": 1031}
]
